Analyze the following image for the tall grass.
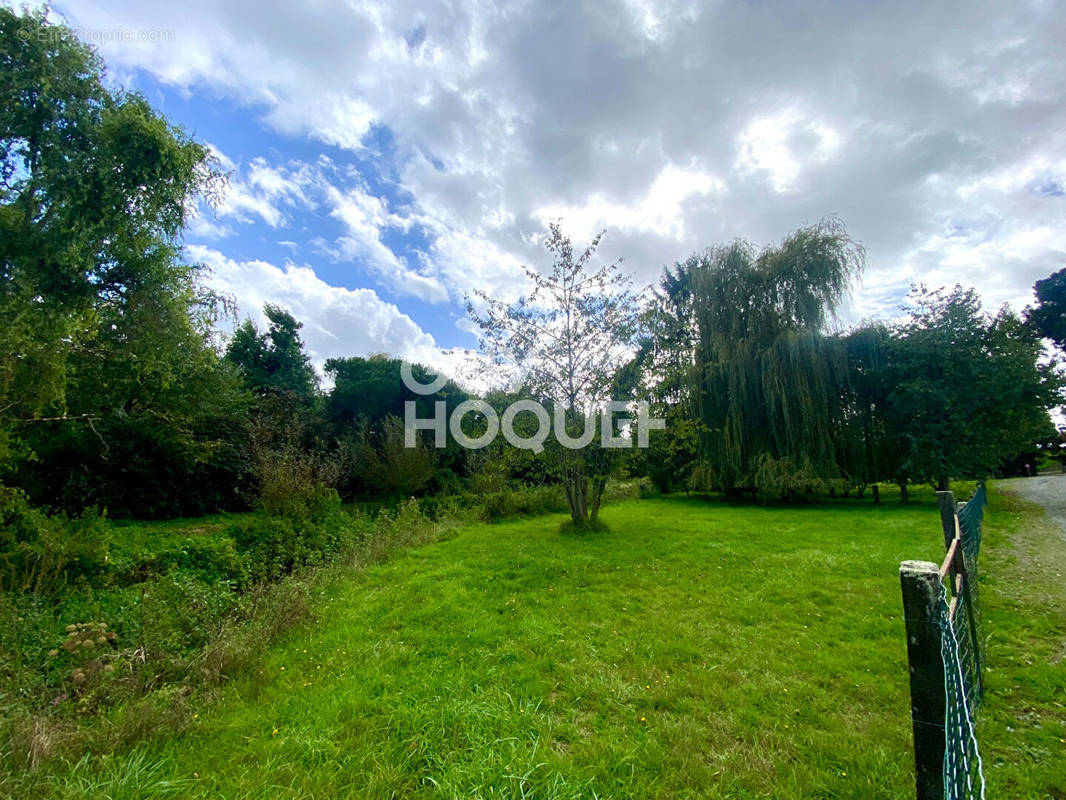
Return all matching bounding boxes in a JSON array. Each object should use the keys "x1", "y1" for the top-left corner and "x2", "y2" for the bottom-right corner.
[{"x1": 0, "y1": 497, "x2": 449, "y2": 774}]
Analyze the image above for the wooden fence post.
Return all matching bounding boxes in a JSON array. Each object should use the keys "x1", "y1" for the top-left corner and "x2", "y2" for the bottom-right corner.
[
  {"x1": 936, "y1": 490, "x2": 957, "y2": 550},
  {"x1": 900, "y1": 560, "x2": 946, "y2": 800}
]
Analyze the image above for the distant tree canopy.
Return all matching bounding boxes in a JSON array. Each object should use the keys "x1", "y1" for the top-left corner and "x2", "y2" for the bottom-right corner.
[
  {"x1": 324, "y1": 355, "x2": 467, "y2": 428},
  {"x1": 324, "y1": 354, "x2": 471, "y2": 499},
  {"x1": 883, "y1": 286, "x2": 1059, "y2": 491},
  {"x1": 226, "y1": 306, "x2": 319, "y2": 405},
  {"x1": 1027, "y1": 267, "x2": 1066, "y2": 350},
  {"x1": 643, "y1": 222, "x2": 1061, "y2": 499}
]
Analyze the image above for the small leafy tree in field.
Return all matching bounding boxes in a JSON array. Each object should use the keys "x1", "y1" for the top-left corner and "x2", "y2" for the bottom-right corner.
[{"x1": 468, "y1": 223, "x2": 638, "y2": 527}]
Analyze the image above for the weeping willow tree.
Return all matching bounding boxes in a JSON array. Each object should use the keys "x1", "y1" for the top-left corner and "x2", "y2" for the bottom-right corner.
[{"x1": 690, "y1": 218, "x2": 866, "y2": 497}]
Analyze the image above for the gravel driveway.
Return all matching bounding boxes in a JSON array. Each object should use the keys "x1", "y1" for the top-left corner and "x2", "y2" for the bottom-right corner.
[{"x1": 997, "y1": 472, "x2": 1066, "y2": 538}]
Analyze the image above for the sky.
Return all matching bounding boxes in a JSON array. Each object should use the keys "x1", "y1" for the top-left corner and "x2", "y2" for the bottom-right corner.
[{"x1": 26, "y1": 0, "x2": 1066, "y2": 379}]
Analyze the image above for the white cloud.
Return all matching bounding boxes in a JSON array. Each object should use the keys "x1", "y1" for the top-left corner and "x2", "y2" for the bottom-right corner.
[
  {"x1": 735, "y1": 109, "x2": 842, "y2": 193},
  {"x1": 534, "y1": 163, "x2": 725, "y2": 241},
  {"x1": 317, "y1": 181, "x2": 450, "y2": 302},
  {"x1": 204, "y1": 149, "x2": 314, "y2": 229},
  {"x1": 48, "y1": 0, "x2": 1066, "y2": 333},
  {"x1": 191, "y1": 149, "x2": 450, "y2": 302},
  {"x1": 186, "y1": 212, "x2": 233, "y2": 240},
  {"x1": 188, "y1": 244, "x2": 482, "y2": 382}
]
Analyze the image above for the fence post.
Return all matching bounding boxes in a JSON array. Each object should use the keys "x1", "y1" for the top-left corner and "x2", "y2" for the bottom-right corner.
[
  {"x1": 936, "y1": 490, "x2": 957, "y2": 551},
  {"x1": 900, "y1": 560, "x2": 946, "y2": 800}
]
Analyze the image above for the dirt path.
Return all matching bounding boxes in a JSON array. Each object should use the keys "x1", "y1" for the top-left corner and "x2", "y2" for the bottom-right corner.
[{"x1": 997, "y1": 473, "x2": 1066, "y2": 538}]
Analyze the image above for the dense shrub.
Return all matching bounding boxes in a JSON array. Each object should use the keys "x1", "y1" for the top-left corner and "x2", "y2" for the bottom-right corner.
[
  {"x1": 0, "y1": 489, "x2": 109, "y2": 594},
  {"x1": 250, "y1": 416, "x2": 341, "y2": 520},
  {"x1": 118, "y1": 536, "x2": 246, "y2": 586},
  {"x1": 227, "y1": 489, "x2": 368, "y2": 583}
]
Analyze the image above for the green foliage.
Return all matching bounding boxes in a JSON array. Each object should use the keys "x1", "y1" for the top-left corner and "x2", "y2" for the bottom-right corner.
[
  {"x1": 1027, "y1": 266, "x2": 1066, "y2": 350},
  {"x1": 142, "y1": 572, "x2": 237, "y2": 654},
  {"x1": 832, "y1": 323, "x2": 893, "y2": 493},
  {"x1": 752, "y1": 454, "x2": 825, "y2": 501},
  {"x1": 14, "y1": 296, "x2": 254, "y2": 516},
  {"x1": 0, "y1": 488, "x2": 109, "y2": 594},
  {"x1": 325, "y1": 355, "x2": 465, "y2": 424},
  {"x1": 342, "y1": 416, "x2": 435, "y2": 500},
  {"x1": 478, "y1": 485, "x2": 568, "y2": 522},
  {"x1": 687, "y1": 460, "x2": 716, "y2": 493},
  {"x1": 225, "y1": 306, "x2": 318, "y2": 405},
  {"x1": 135, "y1": 536, "x2": 246, "y2": 586},
  {"x1": 228, "y1": 500, "x2": 354, "y2": 583},
  {"x1": 645, "y1": 221, "x2": 1058, "y2": 499},
  {"x1": 0, "y1": 8, "x2": 248, "y2": 516},
  {"x1": 690, "y1": 218, "x2": 865, "y2": 493},
  {"x1": 630, "y1": 407, "x2": 700, "y2": 493},
  {"x1": 325, "y1": 355, "x2": 469, "y2": 501},
  {"x1": 251, "y1": 420, "x2": 340, "y2": 520},
  {"x1": 884, "y1": 285, "x2": 1060, "y2": 488}
]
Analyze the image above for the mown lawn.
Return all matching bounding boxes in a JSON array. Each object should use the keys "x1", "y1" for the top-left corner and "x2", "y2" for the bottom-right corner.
[{"x1": 12, "y1": 486, "x2": 1065, "y2": 799}]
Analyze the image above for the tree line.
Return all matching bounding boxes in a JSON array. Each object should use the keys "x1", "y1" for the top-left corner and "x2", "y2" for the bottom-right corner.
[{"x1": 636, "y1": 224, "x2": 1063, "y2": 501}]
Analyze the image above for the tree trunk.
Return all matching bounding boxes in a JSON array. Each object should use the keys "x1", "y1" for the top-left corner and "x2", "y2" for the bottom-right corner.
[
  {"x1": 872, "y1": 483, "x2": 881, "y2": 504},
  {"x1": 936, "y1": 475, "x2": 949, "y2": 492},
  {"x1": 589, "y1": 477, "x2": 606, "y2": 522},
  {"x1": 567, "y1": 473, "x2": 588, "y2": 523},
  {"x1": 899, "y1": 480, "x2": 909, "y2": 503}
]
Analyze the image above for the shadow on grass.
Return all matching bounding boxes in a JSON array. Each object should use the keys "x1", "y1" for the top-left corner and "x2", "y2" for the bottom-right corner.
[
  {"x1": 557, "y1": 517, "x2": 612, "y2": 536},
  {"x1": 646, "y1": 481, "x2": 979, "y2": 517}
]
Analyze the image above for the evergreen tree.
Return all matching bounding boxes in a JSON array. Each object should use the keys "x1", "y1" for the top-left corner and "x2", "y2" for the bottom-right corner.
[
  {"x1": 1027, "y1": 267, "x2": 1066, "y2": 350},
  {"x1": 225, "y1": 305, "x2": 318, "y2": 404},
  {"x1": 885, "y1": 285, "x2": 1060, "y2": 490}
]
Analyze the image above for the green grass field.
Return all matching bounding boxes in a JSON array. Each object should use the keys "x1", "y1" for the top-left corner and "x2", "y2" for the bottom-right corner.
[{"x1": 11, "y1": 487, "x2": 1066, "y2": 799}]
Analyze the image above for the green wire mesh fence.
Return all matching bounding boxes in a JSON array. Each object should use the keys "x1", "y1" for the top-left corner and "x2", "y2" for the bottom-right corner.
[
  {"x1": 900, "y1": 484, "x2": 987, "y2": 800},
  {"x1": 940, "y1": 559, "x2": 984, "y2": 800}
]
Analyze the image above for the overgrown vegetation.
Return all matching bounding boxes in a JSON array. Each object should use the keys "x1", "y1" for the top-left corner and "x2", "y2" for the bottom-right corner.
[
  {"x1": 0, "y1": 477, "x2": 644, "y2": 769},
  {"x1": 0, "y1": 494, "x2": 445, "y2": 770}
]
